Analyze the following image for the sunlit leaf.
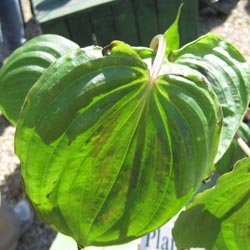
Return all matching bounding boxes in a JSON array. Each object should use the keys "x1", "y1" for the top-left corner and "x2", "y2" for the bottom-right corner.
[
  {"x1": 0, "y1": 35, "x2": 79, "y2": 125},
  {"x1": 15, "y1": 41, "x2": 221, "y2": 247},
  {"x1": 164, "y1": 3, "x2": 183, "y2": 57},
  {"x1": 215, "y1": 122, "x2": 250, "y2": 174},
  {"x1": 173, "y1": 158, "x2": 250, "y2": 250},
  {"x1": 171, "y1": 33, "x2": 250, "y2": 162}
]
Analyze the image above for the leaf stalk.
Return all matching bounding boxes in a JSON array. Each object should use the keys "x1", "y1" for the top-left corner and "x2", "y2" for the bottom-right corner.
[
  {"x1": 235, "y1": 134, "x2": 250, "y2": 157},
  {"x1": 149, "y1": 34, "x2": 167, "y2": 83}
]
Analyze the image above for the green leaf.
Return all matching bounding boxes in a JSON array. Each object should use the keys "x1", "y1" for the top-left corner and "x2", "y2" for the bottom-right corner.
[
  {"x1": 171, "y1": 33, "x2": 250, "y2": 162},
  {"x1": 0, "y1": 34, "x2": 79, "y2": 125},
  {"x1": 15, "y1": 41, "x2": 221, "y2": 247},
  {"x1": 173, "y1": 158, "x2": 250, "y2": 250},
  {"x1": 215, "y1": 122, "x2": 250, "y2": 174},
  {"x1": 164, "y1": 3, "x2": 183, "y2": 57}
]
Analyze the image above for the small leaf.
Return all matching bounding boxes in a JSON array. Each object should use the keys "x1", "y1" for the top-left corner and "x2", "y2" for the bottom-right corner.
[
  {"x1": 172, "y1": 33, "x2": 250, "y2": 162},
  {"x1": 0, "y1": 34, "x2": 79, "y2": 125},
  {"x1": 173, "y1": 158, "x2": 250, "y2": 250},
  {"x1": 215, "y1": 122, "x2": 250, "y2": 174},
  {"x1": 164, "y1": 3, "x2": 183, "y2": 57}
]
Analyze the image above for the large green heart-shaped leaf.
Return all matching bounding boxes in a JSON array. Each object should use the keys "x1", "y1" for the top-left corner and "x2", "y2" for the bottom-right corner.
[
  {"x1": 0, "y1": 34, "x2": 79, "y2": 125},
  {"x1": 171, "y1": 34, "x2": 250, "y2": 162},
  {"x1": 173, "y1": 158, "x2": 250, "y2": 250},
  {"x1": 15, "y1": 41, "x2": 221, "y2": 247}
]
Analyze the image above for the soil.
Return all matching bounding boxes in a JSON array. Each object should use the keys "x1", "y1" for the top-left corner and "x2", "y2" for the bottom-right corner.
[{"x1": 0, "y1": 0, "x2": 249, "y2": 249}]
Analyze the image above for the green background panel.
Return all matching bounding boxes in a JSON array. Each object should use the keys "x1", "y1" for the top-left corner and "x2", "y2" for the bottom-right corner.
[{"x1": 30, "y1": 0, "x2": 198, "y2": 47}]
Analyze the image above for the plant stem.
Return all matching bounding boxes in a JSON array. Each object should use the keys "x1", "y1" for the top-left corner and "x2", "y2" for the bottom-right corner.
[
  {"x1": 235, "y1": 134, "x2": 250, "y2": 157},
  {"x1": 149, "y1": 34, "x2": 166, "y2": 83}
]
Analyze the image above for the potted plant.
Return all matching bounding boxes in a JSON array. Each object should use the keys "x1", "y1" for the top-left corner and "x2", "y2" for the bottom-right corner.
[{"x1": 0, "y1": 6, "x2": 249, "y2": 249}]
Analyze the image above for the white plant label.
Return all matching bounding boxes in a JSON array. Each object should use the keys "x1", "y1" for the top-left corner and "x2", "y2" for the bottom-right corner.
[{"x1": 140, "y1": 215, "x2": 177, "y2": 250}]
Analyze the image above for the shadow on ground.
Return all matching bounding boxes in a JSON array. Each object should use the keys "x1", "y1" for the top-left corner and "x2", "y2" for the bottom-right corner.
[
  {"x1": 245, "y1": 0, "x2": 250, "y2": 14},
  {"x1": 200, "y1": 0, "x2": 240, "y2": 15},
  {"x1": 0, "y1": 115, "x2": 11, "y2": 136},
  {"x1": 24, "y1": 17, "x2": 42, "y2": 40},
  {"x1": 199, "y1": 0, "x2": 240, "y2": 34}
]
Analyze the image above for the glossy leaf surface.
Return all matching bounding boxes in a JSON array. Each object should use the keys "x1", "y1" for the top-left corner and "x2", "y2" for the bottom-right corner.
[
  {"x1": 173, "y1": 158, "x2": 250, "y2": 250},
  {"x1": 171, "y1": 33, "x2": 250, "y2": 162},
  {"x1": 15, "y1": 42, "x2": 221, "y2": 247},
  {"x1": 0, "y1": 34, "x2": 79, "y2": 125},
  {"x1": 164, "y1": 3, "x2": 183, "y2": 57}
]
